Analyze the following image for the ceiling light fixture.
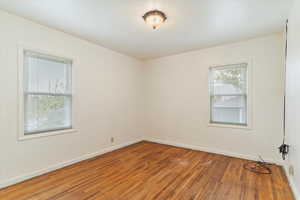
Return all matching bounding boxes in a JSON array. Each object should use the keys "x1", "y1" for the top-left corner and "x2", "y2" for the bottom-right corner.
[{"x1": 143, "y1": 10, "x2": 167, "y2": 30}]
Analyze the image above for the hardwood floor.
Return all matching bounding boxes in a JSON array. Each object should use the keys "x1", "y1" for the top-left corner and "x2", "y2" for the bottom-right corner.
[{"x1": 0, "y1": 141, "x2": 294, "y2": 200}]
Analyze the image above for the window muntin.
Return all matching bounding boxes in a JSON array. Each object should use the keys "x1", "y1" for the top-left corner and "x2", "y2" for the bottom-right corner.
[
  {"x1": 209, "y1": 63, "x2": 247, "y2": 126},
  {"x1": 23, "y1": 50, "x2": 72, "y2": 135}
]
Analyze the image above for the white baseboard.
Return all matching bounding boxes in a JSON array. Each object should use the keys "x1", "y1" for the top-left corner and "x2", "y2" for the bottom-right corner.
[
  {"x1": 145, "y1": 138, "x2": 284, "y2": 166},
  {"x1": 284, "y1": 165, "x2": 300, "y2": 200},
  {"x1": 0, "y1": 139, "x2": 142, "y2": 189}
]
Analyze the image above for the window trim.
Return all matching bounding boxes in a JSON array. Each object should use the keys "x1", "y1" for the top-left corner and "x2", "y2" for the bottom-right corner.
[
  {"x1": 18, "y1": 46, "x2": 77, "y2": 141},
  {"x1": 208, "y1": 61, "x2": 253, "y2": 130}
]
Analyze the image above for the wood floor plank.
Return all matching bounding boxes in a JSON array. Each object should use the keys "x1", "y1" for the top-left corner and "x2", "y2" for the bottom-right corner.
[{"x1": 0, "y1": 141, "x2": 294, "y2": 200}]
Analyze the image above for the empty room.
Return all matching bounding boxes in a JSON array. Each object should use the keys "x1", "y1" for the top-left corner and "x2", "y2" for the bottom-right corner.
[{"x1": 0, "y1": 0, "x2": 300, "y2": 199}]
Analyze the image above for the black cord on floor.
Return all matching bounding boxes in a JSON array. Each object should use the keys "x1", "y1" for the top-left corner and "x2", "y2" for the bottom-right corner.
[{"x1": 243, "y1": 156, "x2": 272, "y2": 174}]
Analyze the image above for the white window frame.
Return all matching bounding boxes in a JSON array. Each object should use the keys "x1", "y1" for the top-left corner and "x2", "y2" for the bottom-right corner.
[
  {"x1": 18, "y1": 46, "x2": 77, "y2": 141},
  {"x1": 208, "y1": 61, "x2": 252, "y2": 130}
]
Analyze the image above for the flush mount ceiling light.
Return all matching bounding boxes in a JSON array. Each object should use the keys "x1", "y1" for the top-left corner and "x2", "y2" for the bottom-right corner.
[{"x1": 143, "y1": 10, "x2": 167, "y2": 29}]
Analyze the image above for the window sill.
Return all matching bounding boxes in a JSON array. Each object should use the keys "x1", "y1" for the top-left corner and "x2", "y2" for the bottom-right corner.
[
  {"x1": 18, "y1": 129, "x2": 77, "y2": 141},
  {"x1": 208, "y1": 123, "x2": 252, "y2": 130}
]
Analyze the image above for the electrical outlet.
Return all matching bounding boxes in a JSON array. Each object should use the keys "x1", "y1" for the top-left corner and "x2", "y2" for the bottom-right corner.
[
  {"x1": 110, "y1": 137, "x2": 114, "y2": 143},
  {"x1": 289, "y1": 165, "x2": 294, "y2": 176}
]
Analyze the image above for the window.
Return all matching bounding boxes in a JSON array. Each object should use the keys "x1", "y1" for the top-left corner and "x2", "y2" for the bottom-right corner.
[
  {"x1": 23, "y1": 50, "x2": 72, "y2": 135},
  {"x1": 209, "y1": 63, "x2": 248, "y2": 126}
]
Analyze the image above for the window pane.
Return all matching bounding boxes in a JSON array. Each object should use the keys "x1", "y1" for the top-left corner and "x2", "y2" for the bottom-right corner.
[
  {"x1": 211, "y1": 95, "x2": 246, "y2": 124},
  {"x1": 210, "y1": 65, "x2": 247, "y2": 95},
  {"x1": 213, "y1": 95, "x2": 246, "y2": 107},
  {"x1": 212, "y1": 107, "x2": 246, "y2": 125},
  {"x1": 24, "y1": 94, "x2": 72, "y2": 134},
  {"x1": 24, "y1": 51, "x2": 72, "y2": 94}
]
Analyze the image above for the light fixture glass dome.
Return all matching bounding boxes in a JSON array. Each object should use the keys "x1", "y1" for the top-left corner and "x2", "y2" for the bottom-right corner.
[{"x1": 143, "y1": 10, "x2": 167, "y2": 29}]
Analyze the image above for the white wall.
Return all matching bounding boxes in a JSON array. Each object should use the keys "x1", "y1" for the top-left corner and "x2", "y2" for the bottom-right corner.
[
  {"x1": 144, "y1": 33, "x2": 285, "y2": 164},
  {"x1": 286, "y1": 0, "x2": 300, "y2": 197},
  {"x1": 0, "y1": 10, "x2": 143, "y2": 187}
]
